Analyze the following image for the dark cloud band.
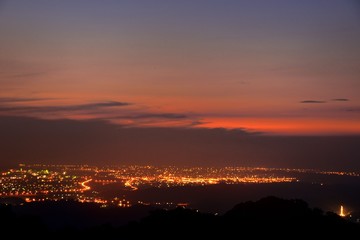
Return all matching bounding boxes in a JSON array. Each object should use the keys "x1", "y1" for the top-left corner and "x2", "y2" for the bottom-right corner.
[{"x1": 300, "y1": 100, "x2": 326, "y2": 104}]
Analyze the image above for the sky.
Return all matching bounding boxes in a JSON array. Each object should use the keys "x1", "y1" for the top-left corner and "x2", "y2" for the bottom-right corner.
[
  {"x1": 0, "y1": 0, "x2": 359, "y2": 135},
  {"x1": 0, "y1": 1, "x2": 359, "y2": 169}
]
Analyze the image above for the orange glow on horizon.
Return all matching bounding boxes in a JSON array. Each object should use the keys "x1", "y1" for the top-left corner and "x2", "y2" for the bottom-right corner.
[
  {"x1": 1, "y1": 94, "x2": 359, "y2": 135},
  {"x1": 197, "y1": 117, "x2": 360, "y2": 135}
]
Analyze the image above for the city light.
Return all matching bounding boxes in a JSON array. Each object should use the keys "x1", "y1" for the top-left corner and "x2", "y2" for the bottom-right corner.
[{"x1": 1, "y1": 164, "x2": 359, "y2": 208}]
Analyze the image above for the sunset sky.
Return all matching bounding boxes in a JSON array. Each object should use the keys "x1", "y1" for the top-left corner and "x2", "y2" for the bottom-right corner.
[
  {"x1": 1, "y1": 0, "x2": 359, "y2": 135},
  {"x1": 1, "y1": 1, "x2": 360, "y2": 169}
]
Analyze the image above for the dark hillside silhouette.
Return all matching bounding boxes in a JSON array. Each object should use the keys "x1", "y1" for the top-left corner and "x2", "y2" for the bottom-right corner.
[{"x1": 1, "y1": 196, "x2": 359, "y2": 239}]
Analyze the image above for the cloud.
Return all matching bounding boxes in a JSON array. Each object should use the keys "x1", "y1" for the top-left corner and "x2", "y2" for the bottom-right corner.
[
  {"x1": 0, "y1": 97, "x2": 52, "y2": 103},
  {"x1": 188, "y1": 120, "x2": 208, "y2": 126},
  {"x1": 346, "y1": 108, "x2": 360, "y2": 112},
  {"x1": 300, "y1": 100, "x2": 326, "y2": 104},
  {"x1": 71, "y1": 101, "x2": 130, "y2": 110},
  {"x1": 0, "y1": 101, "x2": 131, "y2": 113},
  {"x1": 128, "y1": 113, "x2": 187, "y2": 119},
  {"x1": 4, "y1": 72, "x2": 47, "y2": 79},
  {"x1": 108, "y1": 112, "x2": 201, "y2": 128},
  {"x1": 0, "y1": 99, "x2": 200, "y2": 128},
  {"x1": 300, "y1": 98, "x2": 350, "y2": 104}
]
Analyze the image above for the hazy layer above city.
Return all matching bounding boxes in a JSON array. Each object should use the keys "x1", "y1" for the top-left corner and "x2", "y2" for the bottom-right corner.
[{"x1": 1, "y1": 116, "x2": 359, "y2": 171}]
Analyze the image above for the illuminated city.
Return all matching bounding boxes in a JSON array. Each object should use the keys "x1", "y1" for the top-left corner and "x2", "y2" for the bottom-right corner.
[{"x1": 1, "y1": 164, "x2": 359, "y2": 208}]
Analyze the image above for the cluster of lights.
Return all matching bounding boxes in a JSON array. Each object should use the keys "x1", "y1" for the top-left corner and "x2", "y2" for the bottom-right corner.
[
  {"x1": 0, "y1": 168, "x2": 86, "y2": 197},
  {"x1": 1, "y1": 164, "x2": 359, "y2": 208}
]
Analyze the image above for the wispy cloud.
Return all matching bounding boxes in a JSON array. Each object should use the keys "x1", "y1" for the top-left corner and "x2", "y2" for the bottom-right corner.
[
  {"x1": 300, "y1": 98, "x2": 350, "y2": 104},
  {"x1": 129, "y1": 113, "x2": 187, "y2": 119},
  {"x1": 0, "y1": 99, "x2": 202, "y2": 128},
  {"x1": 0, "y1": 101, "x2": 130, "y2": 113},
  {"x1": 188, "y1": 120, "x2": 208, "y2": 126},
  {"x1": 300, "y1": 100, "x2": 326, "y2": 104},
  {"x1": 108, "y1": 112, "x2": 198, "y2": 127},
  {"x1": 0, "y1": 97, "x2": 52, "y2": 103},
  {"x1": 346, "y1": 108, "x2": 360, "y2": 112},
  {"x1": 332, "y1": 98, "x2": 349, "y2": 102}
]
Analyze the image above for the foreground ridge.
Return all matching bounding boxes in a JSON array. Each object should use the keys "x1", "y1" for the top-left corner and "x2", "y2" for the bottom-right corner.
[{"x1": 1, "y1": 196, "x2": 359, "y2": 239}]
